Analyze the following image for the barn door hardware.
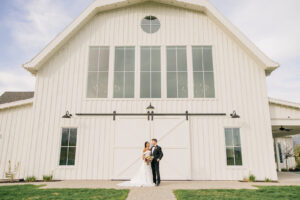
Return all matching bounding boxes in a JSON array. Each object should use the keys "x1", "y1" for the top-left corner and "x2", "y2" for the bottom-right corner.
[{"x1": 76, "y1": 112, "x2": 226, "y2": 121}]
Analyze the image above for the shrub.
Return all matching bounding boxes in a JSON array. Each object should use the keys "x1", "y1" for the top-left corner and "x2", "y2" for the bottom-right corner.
[
  {"x1": 25, "y1": 176, "x2": 36, "y2": 182},
  {"x1": 265, "y1": 178, "x2": 270, "y2": 182},
  {"x1": 249, "y1": 174, "x2": 256, "y2": 182},
  {"x1": 43, "y1": 175, "x2": 53, "y2": 182}
]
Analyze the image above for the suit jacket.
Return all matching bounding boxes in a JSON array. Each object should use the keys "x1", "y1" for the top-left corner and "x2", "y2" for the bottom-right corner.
[{"x1": 151, "y1": 145, "x2": 163, "y2": 162}]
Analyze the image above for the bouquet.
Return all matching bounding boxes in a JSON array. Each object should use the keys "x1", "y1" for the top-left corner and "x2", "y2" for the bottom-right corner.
[{"x1": 145, "y1": 156, "x2": 154, "y2": 165}]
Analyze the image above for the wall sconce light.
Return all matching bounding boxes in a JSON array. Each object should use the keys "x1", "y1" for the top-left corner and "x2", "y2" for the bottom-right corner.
[
  {"x1": 146, "y1": 103, "x2": 155, "y2": 121},
  {"x1": 62, "y1": 111, "x2": 72, "y2": 119},
  {"x1": 146, "y1": 103, "x2": 155, "y2": 112},
  {"x1": 230, "y1": 111, "x2": 240, "y2": 118}
]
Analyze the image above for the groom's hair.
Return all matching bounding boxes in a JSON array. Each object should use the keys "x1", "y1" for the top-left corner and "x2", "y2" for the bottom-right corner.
[{"x1": 152, "y1": 138, "x2": 157, "y2": 143}]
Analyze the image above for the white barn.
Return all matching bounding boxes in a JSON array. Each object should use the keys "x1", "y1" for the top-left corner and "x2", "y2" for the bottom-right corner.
[{"x1": 1, "y1": 0, "x2": 299, "y2": 181}]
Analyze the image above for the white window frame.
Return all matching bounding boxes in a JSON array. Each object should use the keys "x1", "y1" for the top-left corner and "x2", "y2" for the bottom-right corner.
[
  {"x1": 86, "y1": 46, "x2": 110, "y2": 99},
  {"x1": 192, "y1": 46, "x2": 215, "y2": 98},
  {"x1": 224, "y1": 127, "x2": 243, "y2": 167},
  {"x1": 140, "y1": 46, "x2": 161, "y2": 98},
  {"x1": 58, "y1": 127, "x2": 78, "y2": 167},
  {"x1": 166, "y1": 46, "x2": 189, "y2": 98},
  {"x1": 113, "y1": 46, "x2": 135, "y2": 98}
]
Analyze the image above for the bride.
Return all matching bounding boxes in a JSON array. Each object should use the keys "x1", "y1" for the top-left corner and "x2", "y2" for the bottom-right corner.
[{"x1": 118, "y1": 141, "x2": 155, "y2": 187}]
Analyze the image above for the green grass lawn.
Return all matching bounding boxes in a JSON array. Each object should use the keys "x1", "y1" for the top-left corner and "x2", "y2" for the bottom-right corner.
[
  {"x1": 174, "y1": 186, "x2": 300, "y2": 200},
  {"x1": 0, "y1": 184, "x2": 129, "y2": 200}
]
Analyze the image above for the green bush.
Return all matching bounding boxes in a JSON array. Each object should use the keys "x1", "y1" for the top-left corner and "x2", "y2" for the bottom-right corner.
[
  {"x1": 43, "y1": 175, "x2": 53, "y2": 182},
  {"x1": 25, "y1": 176, "x2": 36, "y2": 182},
  {"x1": 249, "y1": 174, "x2": 256, "y2": 182},
  {"x1": 265, "y1": 178, "x2": 270, "y2": 182}
]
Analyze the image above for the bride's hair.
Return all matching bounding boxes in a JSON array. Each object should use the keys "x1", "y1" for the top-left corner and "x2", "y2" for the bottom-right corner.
[{"x1": 144, "y1": 141, "x2": 149, "y2": 148}]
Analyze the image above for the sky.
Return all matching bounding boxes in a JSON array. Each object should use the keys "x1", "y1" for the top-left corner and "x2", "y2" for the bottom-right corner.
[{"x1": 0, "y1": 0, "x2": 299, "y2": 103}]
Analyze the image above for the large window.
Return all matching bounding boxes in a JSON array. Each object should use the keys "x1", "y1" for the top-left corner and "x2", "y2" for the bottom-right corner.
[
  {"x1": 87, "y1": 47, "x2": 109, "y2": 98},
  {"x1": 140, "y1": 47, "x2": 161, "y2": 98},
  {"x1": 225, "y1": 128, "x2": 242, "y2": 166},
  {"x1": 113, "y1": 47, "x2": 135, "y2": 98},
  {"x1": 192, "y1": 46, "x2": 215, "y2": 98},
  {"x1": 59, "y1": 128, "x2": 77, "y2": 166},
  {"x1": 166, "y1": 46, "x2": 188, "y2": 98}
]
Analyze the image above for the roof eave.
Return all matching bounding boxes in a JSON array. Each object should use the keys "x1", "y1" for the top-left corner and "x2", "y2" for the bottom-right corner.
[
  {"x1": 269, "y1": 97, "x2": 300, "y2": 110},
  {"x1": 0, "y1": 98, "x2": 34, "y2": 110}
]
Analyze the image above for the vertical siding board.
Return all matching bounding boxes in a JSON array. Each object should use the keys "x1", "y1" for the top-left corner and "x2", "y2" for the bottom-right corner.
[{"x1": 0, "y1": 2, "x2": 278, "y2": 180}]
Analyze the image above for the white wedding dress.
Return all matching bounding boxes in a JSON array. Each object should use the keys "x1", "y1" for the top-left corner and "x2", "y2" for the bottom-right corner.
[{"x1": 118, "y1": 150, "x2": 155, "y2": 187}]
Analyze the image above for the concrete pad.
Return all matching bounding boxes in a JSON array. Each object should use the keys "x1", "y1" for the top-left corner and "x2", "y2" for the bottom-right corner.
[{"x1": 1, "y1": 172, "x2": 300, "y2": 200}]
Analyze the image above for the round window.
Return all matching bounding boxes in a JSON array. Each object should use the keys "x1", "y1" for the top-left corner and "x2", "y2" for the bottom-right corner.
[{"x1": 141, "y1": 16, "x2": 160, "y2": 34}]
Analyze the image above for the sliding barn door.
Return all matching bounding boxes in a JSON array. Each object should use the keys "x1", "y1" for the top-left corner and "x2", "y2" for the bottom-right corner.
[{"x1": 153, "y1": 117, "x2": 191, "y2": 180}]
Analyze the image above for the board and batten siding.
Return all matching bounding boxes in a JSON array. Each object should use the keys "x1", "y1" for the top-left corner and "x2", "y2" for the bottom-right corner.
[
  {"x1": 269, "y1": 103, "x2": 300, "y2": 126},
  {"x1": 25, "y1": 2, "x2": 276, "y2": 180},
  {"x1": 0, "y1": 104, "x2": 33, "y2": 179}
]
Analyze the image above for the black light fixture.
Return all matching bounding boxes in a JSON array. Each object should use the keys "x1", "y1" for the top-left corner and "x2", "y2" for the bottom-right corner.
[
  {"x1": 230, "y1": 111, "x2": 240, "y2": 118},
  {"x1": 146, "y1": 103, "x2": 155, "y2": 112},
  {"x1": 146, "y1": 103, "x2": 155, "y2": 121},
  {"x1": 62, "y1": 111, "x2": 72, "y2": 119}
]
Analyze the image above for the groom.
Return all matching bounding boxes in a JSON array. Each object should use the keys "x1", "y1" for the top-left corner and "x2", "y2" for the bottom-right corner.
[{"x1": 151, "y1": 138, "x2": 163, "y2": 186}]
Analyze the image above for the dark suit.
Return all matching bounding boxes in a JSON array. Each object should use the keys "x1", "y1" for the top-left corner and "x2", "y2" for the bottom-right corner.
[{"x1": 151, "y1": 145, "x2": 163, "y2": 184}]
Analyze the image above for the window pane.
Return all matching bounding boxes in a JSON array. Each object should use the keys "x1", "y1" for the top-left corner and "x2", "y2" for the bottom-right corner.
[
  {"x1": 233, "y1": 128, "x2": 241, "y2": 146},
  {"x1": 99, "y1": 47, "x2": 109, "y2": 71},
  {"x1": 141, "y1": 47, "x2": 150, "y2": 71},
  {"x1": 204, "y1": 72, "x2": 215, "y2": 98},
  {"x1": 141, "y1": 18, "x2": 151, "y2": 25},
  {"x1": 194, "y1": 72, "x2": 204, "y2": 98},
  {"x1": 151, "y1": 17, "x2": 160, "y2": 25},
  {"x1": 59, "y1": 147, "x2": 68, "y2": 165},
  {"x1": 67, "y1": 147, "x2": 76, "y2": 166},
  {"x1": 115, "y1": 48, "x2": 124, "y2": 71},
  {"x1": 87, "y1": 72, "x2": 98, "y2": 98},
  {"x1": 151, "y1": 72, "x2": 161, "y2": 98},
  {"x1": 98, "y1": 72, "x2": 108, "y2": 98},
  {"x1": 113, "y1": 72, "x2": 124, "y2": 98},
  {"x1": 203, "y1": 47, "x2": 213, "y2": 71},
  {"x1": 151, "y1": 25, "x2": 160, "y2": 33},
  {"x1": 151, "y1": 47, "x2": 161, "y2": 71},
  {"x1": 125, "y1": 47, "x2": 135, "y2": 71},
  {"x1": 177, "y1": 47, "x2": 187, "y2": 71},
  {"x1": 125, "y1": 72, "x2": 134, "y2": 98},
  {"x1": 140, "y1": 72, "x2": 150, "y2": 98},
  {"x1": 167, "y1": 72, "x2": 177, "y2": 98},
  {"x1": 234, "y1": 147, "x2": 243, "y2": 165},
  {"x1": 167, "y1": 48, "x2": 176, "y2": 71},
  {"x1": 89, "y1": 47, "x2": 99, "y2": 71},
  {"x1": 61, "y1": 129, "x2": 69, "y2": 146},
  {"x1": 192, "y1": 47, "x2": 203, "y2": 71},
  {"x1": 225, "y1": 128, "x2": 233, "y2": 146},
  {"x1": 178, "y1": 72, "x2": 188, "y2": 98},
  {"x1": 141, "y1": 25, "x2": 151, "y2": 33},
  {"x1": 69, "y1": 129, "x2": 77, "y2": 146},
  {"x1": 226, "y1": 147, "x2": 235, "y2": 166}
]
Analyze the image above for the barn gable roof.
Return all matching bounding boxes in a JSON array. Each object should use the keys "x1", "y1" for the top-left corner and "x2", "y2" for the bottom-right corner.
[
  {"x1": 0, "y1": 92, "x2": 34, "y2": 104},
  {"x1": 23, "y1": 0, "x2": 279, "y2": 75},
  {"x1": 269, "y1": 98, "x2": 300, "y2": 110}
]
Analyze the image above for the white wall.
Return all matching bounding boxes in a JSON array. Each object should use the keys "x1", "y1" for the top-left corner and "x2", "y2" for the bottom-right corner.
[
  {"x1": 23, "y1": 2, "x2": 276, "y2": 180},
  {"x1": 270, "y1": 103, "x2": 300, "y2": 126},
  {"x1": 0, "y1": 104, "x2": 33, "y2": 179}
]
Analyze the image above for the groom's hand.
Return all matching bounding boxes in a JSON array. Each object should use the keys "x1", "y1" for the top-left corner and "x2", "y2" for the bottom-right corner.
[{"x1": 157, "y1": 159, "x2": 160, "y2": 162}]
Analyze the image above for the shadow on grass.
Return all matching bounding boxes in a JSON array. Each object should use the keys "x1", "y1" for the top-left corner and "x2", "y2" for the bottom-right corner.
[
  {"x1": 0, "y1": 184, "x2": 129, "y2": 200},
  {"x1": 174, "y1": 186, "x2": 300, "y2": 200}
]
